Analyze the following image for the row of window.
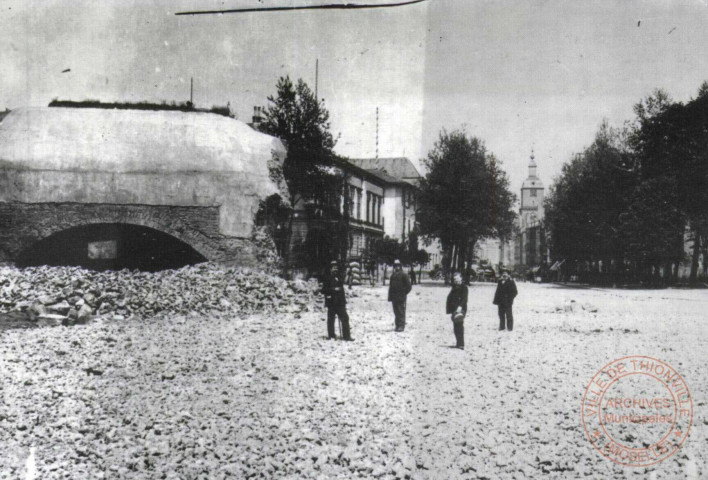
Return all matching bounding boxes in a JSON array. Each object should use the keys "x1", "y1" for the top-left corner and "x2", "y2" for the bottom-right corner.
[{"x1": 348, "y1": 186, "x2": 383, "y2": 226}]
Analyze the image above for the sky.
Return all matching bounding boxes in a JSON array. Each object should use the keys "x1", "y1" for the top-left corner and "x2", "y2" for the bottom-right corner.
[{"x1": 2, "y1": 0, "x2": 708, "y2": 195}]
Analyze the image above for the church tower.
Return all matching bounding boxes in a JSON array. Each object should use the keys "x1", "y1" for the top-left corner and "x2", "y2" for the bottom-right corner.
[
  {"x1": 515, "y1": 150, "x2": 546, "y2": 268},
  {"x1": 520, "y1": 150, "x2": 544, "y2": 230}
]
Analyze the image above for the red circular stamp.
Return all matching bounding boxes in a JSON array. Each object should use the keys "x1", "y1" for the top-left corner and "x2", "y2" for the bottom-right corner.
[{"x1": 581, "y1": 356, "x2": 692, "y2": 467}]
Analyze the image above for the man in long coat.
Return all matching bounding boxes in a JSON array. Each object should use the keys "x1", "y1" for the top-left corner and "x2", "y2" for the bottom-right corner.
[
  {"x1": 493, "y1": 272, "x2": 518, "y2": 331},
  {"x1": 323, "y1": 261, "x2": 353, "y2": 341},
  {"x1": 388, "y1": 259, "x2": 412, "y2": 332},
  {"x1": 446, "y1": 271, "x2": 468, "y2": 349}
]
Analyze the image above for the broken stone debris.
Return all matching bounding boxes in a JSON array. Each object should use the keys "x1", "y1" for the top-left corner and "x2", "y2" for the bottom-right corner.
[{"x1": 0, "y1": 263, "x2": 323, "y2": 323}]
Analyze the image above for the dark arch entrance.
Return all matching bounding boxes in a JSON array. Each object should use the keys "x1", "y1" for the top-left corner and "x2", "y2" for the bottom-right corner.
[{"x1": 18, "y1": 223, "x2": 207, "y2": 272}]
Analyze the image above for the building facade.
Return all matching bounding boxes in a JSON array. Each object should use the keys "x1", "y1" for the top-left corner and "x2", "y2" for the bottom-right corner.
[
  {"x1": 349, "y1": 157, "x2": 420, "y2": 244},
  {"x1": 514, "y1": 151, "x2": 548, "y2": 270},
  {"x1": 476, "y1": 237, "x2": 514, "y2": 271},
  {"x1": 288, "y1": 156, "x2": 425, "y2": 274}
]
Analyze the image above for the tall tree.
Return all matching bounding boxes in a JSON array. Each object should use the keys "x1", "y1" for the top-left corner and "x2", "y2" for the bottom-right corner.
[
  {"x1": 544, "y1": 83, "x2": 708, "y2": 285},
  {"x1": 417, "y1": 129, "x2": 517, "y2": 281},
  {"x1": 629, "y1": 86, "x2": 708, "y2": 284},
  {"x1": 545, "y1": 122, "x2": 635, "y2": 278},
  {"x1": 258, "y1": 76, "x2": 344, "y2": 274}
]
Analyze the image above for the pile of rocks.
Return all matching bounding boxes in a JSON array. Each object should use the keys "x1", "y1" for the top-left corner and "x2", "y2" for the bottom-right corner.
[{"x1": 0, "y1": 263, "x2": 322, "y2": 325}]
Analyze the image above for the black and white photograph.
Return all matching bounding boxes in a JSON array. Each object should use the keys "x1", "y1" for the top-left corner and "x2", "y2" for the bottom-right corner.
[{"x1": 1, "y1": 0, "x2": 707, "y2": 478}]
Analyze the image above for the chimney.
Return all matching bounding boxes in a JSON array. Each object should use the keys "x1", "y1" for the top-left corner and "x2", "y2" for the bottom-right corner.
[{"x1": 252, "y1": 106, "x2": 264, "y2": 129}]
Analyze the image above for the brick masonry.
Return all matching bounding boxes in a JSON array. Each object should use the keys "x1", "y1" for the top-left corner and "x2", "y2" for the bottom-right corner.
[{"x1": 0, "y1": 202, "x2": 257, "y2": 266}]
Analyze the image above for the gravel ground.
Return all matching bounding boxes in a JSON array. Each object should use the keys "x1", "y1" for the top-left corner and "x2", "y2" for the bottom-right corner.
[{"x1": 1, "y1": 281, "x2": 706, "y2": 479}]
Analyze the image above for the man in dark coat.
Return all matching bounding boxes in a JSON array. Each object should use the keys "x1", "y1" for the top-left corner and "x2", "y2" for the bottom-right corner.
[
  {"x1": 323, "y1": 261, "x2": 353, "y2": 341},
  {"x1": 493, "y1": 271, "x2": 518, "y2": 331},
  {"x1": 388, "y1": 259, "x2": 412, "y2": 332},
  {"x1": 446, "y1": 271, "x2": 468, "y2": 349}
]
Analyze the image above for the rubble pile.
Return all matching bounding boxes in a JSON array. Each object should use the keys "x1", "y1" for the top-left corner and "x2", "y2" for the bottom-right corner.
[
  {"x1": 0, "y1": 263, "x2": 322, "y2": 325},
  {"x1": 0, "y1": 280, "x2": 705, "y2": 478}
]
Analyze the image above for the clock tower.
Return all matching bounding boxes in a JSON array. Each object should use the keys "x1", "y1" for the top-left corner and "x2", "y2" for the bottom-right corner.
[
  {"x1": 515, "y1": 150, "x2": 547, "y2": 268},
  {"x1": 520, "y1": 150, "x2": 544, "y2": 230}
]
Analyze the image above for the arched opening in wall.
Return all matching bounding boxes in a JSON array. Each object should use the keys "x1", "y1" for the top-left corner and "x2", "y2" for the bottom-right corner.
[{"x1": 17, "y1": 223, "x2": 207, "y2": 272}]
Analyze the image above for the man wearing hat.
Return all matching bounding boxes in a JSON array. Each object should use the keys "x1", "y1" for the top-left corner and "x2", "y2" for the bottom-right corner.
[
  {"x1": 323, "y1": 260, "x2": 353, "y2": 341},
  {"x1": 388, "y1": 259, "x2": 412, "y2": 332},
  {"x1": 493, "y1": 271, "x2": 518, "y2": 331},
  {"x1": 446, "y1": 271, "x2": 468, "y2": 349}
]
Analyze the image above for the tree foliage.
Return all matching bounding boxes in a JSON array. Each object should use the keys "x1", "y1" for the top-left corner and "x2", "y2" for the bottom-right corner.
[
  {"x1": 545, "y1": 122, "x2": 635, "y2": 264},
  {"x1": 545, "y1": 83, "x2": 708, "y2": 284},
  {"x1": 629, "y1": 87, "x2": 708, "y2": 282},
  {"x1": 417, "y1": 129, "x2": 517, "y2": 280},
  {"x1": 258, "y1": 76, "x2": 338, "y2": 206},
  {"x1": 256, "y1": 76, "x2": 347, "y2": 275}
]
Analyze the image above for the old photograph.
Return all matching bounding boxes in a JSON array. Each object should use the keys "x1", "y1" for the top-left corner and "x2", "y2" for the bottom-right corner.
[{"x1": 1, "y1": 0, "x2": 706, "y2": 478}]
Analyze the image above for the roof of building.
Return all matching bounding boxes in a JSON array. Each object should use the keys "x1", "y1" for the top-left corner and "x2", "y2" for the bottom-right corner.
[
  {"x1": 365, "y1": 168, "x2": 407, "y2": 185},
  {"x1": 0, "y1": 107, "x2": 285, "y2": 173},
  {"x1": 333, "y1": 157, "x2": 412, "y2": 187},
  {"x1": 348, "y1": 157, "x2": 422, "y2": 180}
]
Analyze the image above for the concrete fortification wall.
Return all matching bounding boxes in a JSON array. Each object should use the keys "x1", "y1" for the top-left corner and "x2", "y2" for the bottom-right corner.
[{"x1": 0, "y1": 107, "x2": 286, "y2": 266}]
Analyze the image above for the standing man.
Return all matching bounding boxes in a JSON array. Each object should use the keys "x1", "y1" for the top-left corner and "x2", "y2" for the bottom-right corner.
[
  {"x1": 388, "y1": 259, "x2": 411, "y2": 332},
  {"x1": 368, "y1": 258, "x2": 377, "y2": 286},
  {"x1": 493, "y1": 271, "x2": 518, "y2": 331},
  {"x1": 446, "y1": 271, "x2": 468, "y2": 349},
  {"x1": 323, "y1": 261, "x2": 353, "y2": 341}
]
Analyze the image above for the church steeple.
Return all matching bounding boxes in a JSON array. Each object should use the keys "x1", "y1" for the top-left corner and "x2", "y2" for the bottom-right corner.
[
  {"x1": 521, "y1": 148, "x2": 544, "y2": 211},
  {"x1": 517, "y1": 148, "x2": 547, "y2": 267},
  {"x1": 528, "y1": 149, "x2": 537, "y2": 178}
]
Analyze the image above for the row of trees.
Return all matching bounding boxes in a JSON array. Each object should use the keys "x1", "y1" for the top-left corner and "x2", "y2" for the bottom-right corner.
[
  {"x1": 254, "y1": 75, "x2": 707, "y2": 286},
  {"x1": 373, "y1": 232, "x2": 430, "y2": 283},
  {"x1": 545, "y1": 82, "x2": 708, "y2": 284}
]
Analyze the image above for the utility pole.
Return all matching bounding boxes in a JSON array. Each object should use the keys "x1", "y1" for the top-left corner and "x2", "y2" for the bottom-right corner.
[
  {"x1": 190, "y1": 77, "x2": 194, "y2": 106},
  {"x1": 375, "y1": 107, "x2": 379, "y2": 159}
]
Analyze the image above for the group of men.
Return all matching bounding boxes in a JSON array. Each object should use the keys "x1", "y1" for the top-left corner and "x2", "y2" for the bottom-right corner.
[{"x1": 322, "y1": 259, "x2": 518, "y2": 346}]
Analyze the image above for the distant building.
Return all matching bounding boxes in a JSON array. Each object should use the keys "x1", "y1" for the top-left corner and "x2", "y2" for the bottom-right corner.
[
  {"x1": 515, "y1": 151, "x2": 548, "y2": 269},
  {"x1": 475, "y1": 151, "x2": 547, "y2": 274},
  {"x1": 476, "y1": 237, "x2": 514, "y2": 271},
  {"x1": 349, "y1": 157, "x2": 420, "y2": 243},
  {"x1": 286, "y1": 155, "x2": 430, "y2": 274},
  {"x1": 348, "y1": 157, "x2": 422, "y2": 185}
]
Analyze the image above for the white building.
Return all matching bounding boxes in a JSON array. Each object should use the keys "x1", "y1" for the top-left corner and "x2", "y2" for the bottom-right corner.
[{"x1": 349, "y1": 157, "x2": 421, "y2": 243}]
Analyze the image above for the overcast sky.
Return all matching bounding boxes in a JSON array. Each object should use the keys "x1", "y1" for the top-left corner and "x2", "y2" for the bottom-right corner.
[{"x1": 2, "y1": 0, "x2": 708, "y2": 194}]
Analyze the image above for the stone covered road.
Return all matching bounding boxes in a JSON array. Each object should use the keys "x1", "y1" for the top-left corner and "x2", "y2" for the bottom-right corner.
[{"x1": 1, "y1": 281, "x2": 706, "y2": 479}]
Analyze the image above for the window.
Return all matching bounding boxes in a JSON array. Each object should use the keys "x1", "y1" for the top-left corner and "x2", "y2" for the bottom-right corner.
[
  {"x1": 363, "y1": 192, "x2": 383, "y2": 226},
  {"x1": 347, "y1": 186, "x2": 362, "y2": 218},
  {"x1": 356, "y1": 189, "x2": 362, "y2": 220},
  {"x1": 404, "y1": 189, "x2": 416, "y2": 209},
  {"x1": 530, "y1": 189, "x2": 537, "y2": 197}
]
